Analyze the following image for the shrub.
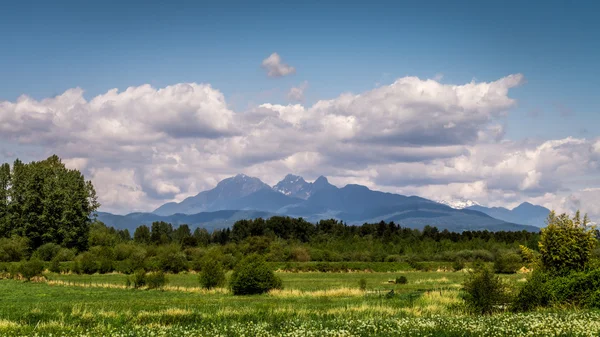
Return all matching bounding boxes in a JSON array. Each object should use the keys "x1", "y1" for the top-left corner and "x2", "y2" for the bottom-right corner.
[
  {"x1": 199, "y1": 258, "x2": 226, "y2": 289},
  {"x1": 512, "y1": 270, "x2": 551, "y2": 312},
  {"x1": 54, "y1": 248, "x2": 76, "y2": 262},
  {"x1": 462, "y1": 266, "x2": 510, "y2": 315},
  {"x1": 230, "y1": 254, "x2": 282, "y2": 295},
  {"x1": 539, "y1": 211, "x2": 597, "y2": 275},
  {"x1": 49, "y1": 258, "x2": 61, "y2": 273},
  {"x1": 0, "y1": 236, "x2": 29, "y2": 262},
  {"x1": 395, "y1": 276, "x2": 408, "y2": 284},
  {"x1": 76, "y1": 252, "x2": 98, "y2": 274},
  {"x1": 156, "y1": 246, "x2": 188, "y2": 273},
  {"x1": 33, "y1": 243, "x2": 61, "y2": 261},
  {"x1": 494, "y1": 251, "x2": 522, "y2": 274},
  {"x1": 19, "y1": 259, "x2": 45, "y2": 281},
  {"x1": 131, "y1": 269, "x2": 146, "y2": 288},
  {"x1": 359, "y1": 278, "x2": 367, "y2": 290},
  {"x1": 547, "y1": 269, "x2": 600, "y2": 308},
  {"x1": 146, "y1": 271, "x2": 168, "y2": 289},
  {"x1": 290, "y1": 247, "x2": 311, "y2": 262},
  {"x1": 452, "y1": 258, "x2": 466, "y2": 272},
  {"x1": 97, "y1": 258, "x2": 114, "y2": 274}
]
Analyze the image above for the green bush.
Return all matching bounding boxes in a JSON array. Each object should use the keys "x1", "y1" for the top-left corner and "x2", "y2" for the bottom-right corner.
[
  {"x1": 0, "y1": 236, "x2": 29, "y2": 262},
  {"x1": 19, "y1": 259, "x2": 45, "y2": 281},
  {"x1": 512, "y1": 270, "x2": 551, "y2": 312},
  {"x1": 33, "y1": 243, "x2": 62, "y2": 261},
  {"x1": 359, "y1": 278, "x2": 367, "y2": 290},
  {"x1": 76, "y1": 252, "x2": 98, "y2": 274},
  {"x1": 395, "y1": 276, "x2": 408, "y2": 284},
  {"x1": 146, "y1": 271, "x2": 168, "y2": 289},
  {"x1": 494, "y1": 251, "x2": 522, "y2": 274},
  {"x1": 452, "y1": 258, "x2": 466, "y2": 272},
  {"x1": 462, "y1": 266, "x2": 510, "y2": 315},
  {"x1": 539, "y1": 211, "x2": 597, "y2": 275},
  {"x1": 54, "y1": 248, "x2": 76, "y2": 262},
  {"x1": 131, "y1": 269, "x2": 146, "y2": 288},
  {"x1": 199, "y1": 258, "x2": 226, "y2": 289},
  {"x1": 97, "y1": 258, "x2": 114, "y2": 274},
  {"x1": 547, "y1": 269, "x2": 600, "y2": 308},
  {"x1": 49, "y1": 258, "x2": 61, "y2": 273},
  {"x1": 157, "y1": 246, "x2": 188, "y2": 273},
  {"x1": 230, "y1": 254, "x2": 282, "y2": 295}
]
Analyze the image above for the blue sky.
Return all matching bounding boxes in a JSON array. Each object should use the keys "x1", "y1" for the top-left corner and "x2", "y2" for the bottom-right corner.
[
  {"x1": 2, "y1": 0, "x2": 599, "y2": 140},
  {"x1": 1, "y1": 0, "x2": 600, "y2": 215}
]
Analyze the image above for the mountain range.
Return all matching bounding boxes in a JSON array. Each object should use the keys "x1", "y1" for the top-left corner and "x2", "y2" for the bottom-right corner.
[{"x1": 97, "y1": 174, "x2": 547, "y2": 233}]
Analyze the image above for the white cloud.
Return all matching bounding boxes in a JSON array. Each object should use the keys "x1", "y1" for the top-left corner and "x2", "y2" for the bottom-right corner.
[
  {"x1": 261, "y1": 53, "x2": 296, "y2": 77},
  {"x1": 3, "y1": 74, "x2": 600, "y2": 220},
  {"x1": 287, "y1": 81, "x2": 308, "y2": 101}
]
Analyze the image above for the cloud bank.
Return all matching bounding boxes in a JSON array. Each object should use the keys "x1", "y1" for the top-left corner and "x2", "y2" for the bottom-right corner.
[{"x1": 2, "y1": 73, "x2": 599, "y2": 220}]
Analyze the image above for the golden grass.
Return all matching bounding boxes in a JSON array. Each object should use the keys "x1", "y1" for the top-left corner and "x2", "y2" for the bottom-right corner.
[
  {"x1": 0, "y1": 320, "x2": 20, "y2": 329},
  {"x1": 268, "y1": 287, "x2": 364, "y2": 298}
]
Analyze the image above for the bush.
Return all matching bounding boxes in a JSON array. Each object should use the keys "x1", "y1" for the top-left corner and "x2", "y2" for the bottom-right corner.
[
  {"x1": 156, "y1": 246, "x2": 188, "y2": 273},
  {"x1": 19, "y1": 259, "x2": 45, "y2": 281},
  {"x1": 512, "y1": 270, "x2": 551, "y2": 312},
  {"x1": 131, "y1": 269, "x2": 146, "y2": 288},
  {"x1": 229, "y1": 254, "x2": 282, "y2": 295},
  {"x1": 54, "y1": 248, "x2": 76, "y2": 262},
  {"x1": 462, "y1": 266, "x2": 510, "y2": 315},
  {"x1": 494, "y1": 251, "x2": 522, "y2": 274},
  {"x1": 97, "y1": 258, "x2": 114, "y2": 274},
  {"x1": 146, "y1": 271, "x2": 168, "y2": 289},
  {"x1": 395, "y1": 276, "x2": 408, "y2": 284},
  {"x1": 0, "y1": 236, "x2": 29, "y2": 262},
  {"x1": 359, "y1": 278, "x2": 367, "y2": 290},
  {"x1": 49, "y1": 258, "x2": 61, "y2": 273},
  {"x1": 75, "y1": 252, "x2": 98, "y2": 274},
  {"x1": 199, "y1": 258, "x2": 226, "y2": 289},
  {"x1": 452, "y1": 258, "x2": 466, "y2": 272},
  {"x1": 539, "y1": 211, "x2": 597, "y2": 275},
  {"x1": 33, "y1": 243, "x2": 62, "y2": 261}
]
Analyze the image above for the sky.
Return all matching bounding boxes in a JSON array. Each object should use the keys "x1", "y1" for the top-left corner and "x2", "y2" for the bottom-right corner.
[{"x1": 1, "y1": 0, "x2": 600, "y2": 217}]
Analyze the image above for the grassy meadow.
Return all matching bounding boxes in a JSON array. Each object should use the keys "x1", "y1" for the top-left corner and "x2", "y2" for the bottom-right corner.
[{"x1": 1, "y1": 267, "x2": 599, "y2": 336}]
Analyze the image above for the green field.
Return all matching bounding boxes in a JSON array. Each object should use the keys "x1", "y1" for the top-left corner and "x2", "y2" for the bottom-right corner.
[{"x1": 1, "y1": 270, "x2": 599, "y2": 336}]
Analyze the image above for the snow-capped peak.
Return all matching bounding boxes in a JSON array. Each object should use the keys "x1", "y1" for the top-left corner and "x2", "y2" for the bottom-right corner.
[{"x1": 436, "y1": 198, "x2": 480, "y2": 209}]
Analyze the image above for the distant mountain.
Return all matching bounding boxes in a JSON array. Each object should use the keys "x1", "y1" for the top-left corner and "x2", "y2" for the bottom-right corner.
[
  {"x1": 467, "y1": 202, "x2": 550, "y2": 227},
  {"x1": 153, "y1": 174, "x2": 276, "y2": 215},
  {"x1": 272, "y1": 174, "x2": 333, "y2": 199},
  {"x1": 97, "y1": 210, "x2": 275, "y2": 232},
  {"x1": 436, "y1": 199, "x2": 480, "y2": 209},
  {"x1": 122, "y1": 174, "x2": 540, "y2": 233}
]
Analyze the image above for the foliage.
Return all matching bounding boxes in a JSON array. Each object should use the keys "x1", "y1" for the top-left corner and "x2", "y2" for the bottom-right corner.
[
  {"x1": 199, "y1": 258, "x2": 226, "y2": 289},
  {"x1": 358, "y1": 278, "x2": 367, "y2": 290},
  {"x1": 32, "y1": 242, "x2": 62, "y2": 261},
  {"x1": 494, "y1": 251, "x2": 522, "y2": 274},
  {"x1": 395, "y1": 276, "x2": 408, "y2": 284},
  {"x1": 0, "y1": 236, "x2": 29, "y2": 262},
  {"x1": 0, "y1": 156, "x2": 99, "y2": 250},
  {"x1": 512, "y1": 270, "x2": 551, "y2": 312},
  {"x1": 462, "y1": 266, "x2": 510, "y2": 315},
  {"x1": 452, "y1": 258, "x2": 465, "y2": 272},
  {"x1": 75, "y1": 252, "x2": 98, "y2": 274},
  {"x1": 539, "y1": 211, "x2": 597, "y2": 275},
  {"x1": 145, "y1": 271, "x2": 168, "y2": 289},
  {"x1": 131, "y1": 269, "x2": 146, "y2": 288},
  {"x1": 230, "y1": 254, "x2": 282, "y2": 295},
  {"x1": 18, "y1": 259, "x2": 44, "y2": 281}
]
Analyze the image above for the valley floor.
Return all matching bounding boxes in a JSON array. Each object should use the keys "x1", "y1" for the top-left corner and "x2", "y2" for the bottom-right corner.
[{"x1": 0, "y1": 271, "x2": 598, "y2": 336}]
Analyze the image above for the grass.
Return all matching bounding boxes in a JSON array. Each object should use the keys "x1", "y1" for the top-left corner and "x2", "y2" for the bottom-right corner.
[{"x1": 0, "y1": 269, "x2": 598, "y2": 336}]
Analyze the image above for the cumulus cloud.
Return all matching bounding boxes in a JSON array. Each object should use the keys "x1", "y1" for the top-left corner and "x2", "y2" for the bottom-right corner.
[
  {"x1": 287, "y1": 81, "x2": 308, "y2": 101},
  {"x1": 3, "y1": 73, "x2": 599, "y2": 219},
  {"x1": 261, "y1": 53, "x2": 296, "y2": 77}
]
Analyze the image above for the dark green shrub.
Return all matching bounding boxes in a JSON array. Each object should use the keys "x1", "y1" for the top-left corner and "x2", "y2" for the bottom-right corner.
[
  {"x1": 512, "y1": 270, "x2": 551, "y2": 312},
  {"x1": 452, "y1": 258, "x2": 466, "y2": 272},
  {"x1": 462, "y1": 266, "x2": 510, "y2": 315},
  {"x1": 230, "y1": 254, "x2": 282, "y2": 295},
  {"x1": 76, "y1": 252, "x2": 98, "y2": 274},
  {"x1": 395, "y1": 276, "x2": 408, "y2": 284},
  {"x1": 0, "y1": 236, "x2": 29, "y2": 262},
  {"x1": 33, "y1": 243, "x2": 62, "y2": 261},
  {"x1": 548, "y1": 269, "x2": 600, "y2": 308},
  {"x1": 54, "y1": 248, "x2": 76, "y2": 262},
  {"x1": 157, "y1": 246, "x2": 188, "y2": 273},
  {"x1": 494, "y1": 251, "x2": 522, "y2": 274},
  {"x1": 146, "y1": 271, "x2": 168, "y2": 289},
  {"x1": 97, "y1": 258, "x2": 114, "y2": 274},
  {"x1": 359, "y1": 278, "x2": 367, "y2": 290},
  {"x1": 49, "y1": 258, "x2": 61, "y2": 273},
  {"x1": 19, "y1": 259, "x2": 45, "y2": 281},
  {"x1": 199, "y1": 259, "x2": 226, "y2": 289},
  {"x1": 131, "y1": 269, "x2": 146, "y2": 288}
]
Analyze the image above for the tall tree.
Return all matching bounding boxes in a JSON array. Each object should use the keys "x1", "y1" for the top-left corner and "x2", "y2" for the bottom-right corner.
[{"x1": 0, "y1": 163, "x2": 10, "y2": 237}]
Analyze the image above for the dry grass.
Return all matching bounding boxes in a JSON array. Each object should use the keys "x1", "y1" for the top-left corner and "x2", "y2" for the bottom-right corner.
[{"x1": 269, "y1": 287, "x2": 364, "y2": 298}]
